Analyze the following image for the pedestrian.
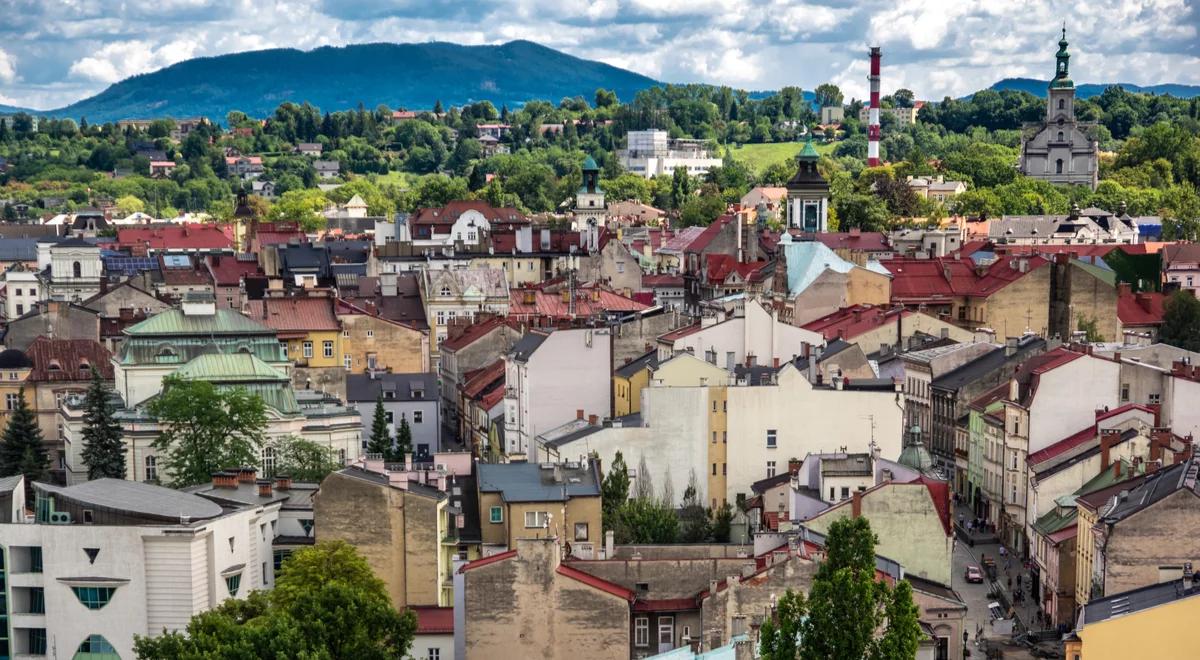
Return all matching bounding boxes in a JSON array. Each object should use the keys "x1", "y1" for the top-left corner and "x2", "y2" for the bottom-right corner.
[{"x1": 1007, "y1": 576, "x2": 1013, "y2": 590}]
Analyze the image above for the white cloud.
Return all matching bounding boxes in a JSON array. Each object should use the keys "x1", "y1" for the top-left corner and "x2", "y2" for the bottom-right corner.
[
  {"x1": 68, "y1": 39, "x2": 200, "y2": 84},
  {"x1": 0, "y1": 48, "x2": 15, "y2": 84}
]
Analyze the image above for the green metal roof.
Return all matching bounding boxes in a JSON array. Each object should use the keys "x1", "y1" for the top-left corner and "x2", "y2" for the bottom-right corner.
[
  {"x1": 1032, "y1": 505, "x2": 1077, "y2": 536},
  {"x1": 1073, "y1": 259, "x2": 1117, "y2": 286},
  {"x1": 124, "y1": 308, "x2": 276, "y2": 337},
  {"x1": 173, "y1": 353, "x2": 289, "y2": 383},
  {"x1": 798, "y1": 137, "x2": 820, "y2": 160},
  {"x1": 118, "y1": 336, "x2": 287, "y2": 366},
  {"x1": 582, "y1": 155, "x2": 599, "y2": 171}
]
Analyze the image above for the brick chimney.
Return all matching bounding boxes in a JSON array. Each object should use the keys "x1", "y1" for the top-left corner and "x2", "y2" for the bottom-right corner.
[
  {"x1": 851, "y1": 490, "x2": 862, "y2": 518},
  {"x1": 588, "y1": 414, "x2": 599, "y2": 426},
  {"x1": 257, "y1": 479, "x2": 273, "y2": 497},
  {"x1": 1100, "y1": 428, "x2": 1121, "y2": 469},
  {"x1": 788, "y1": 458, "x2": 802, "y2": 475},
  {"x1": 576, "y1": 409, "x2": 584, "y2": 420},
  {"x1": 1117, "y1": 282, "x2": 1132, "y2": 298},
  {"x1": 1112, "y1": 460, "x2": 1122, "y2": 479},
  {"x1": 211, "y1": 471, "x2": 238, "y2": 488},
  {"x1": 237, "y1": 466, "x2": 256, "y2": 484},
  {"x1": 274, "y1": 474, "x2": 292, "y2": 491}
]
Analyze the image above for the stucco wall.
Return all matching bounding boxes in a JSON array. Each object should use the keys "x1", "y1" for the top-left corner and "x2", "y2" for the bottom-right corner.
[
  {"x1": 1104, "y1": 489, "x2": 1200, "y2": 596},
  {"x1": 699, "y1": 556, "x2": 818, "y2": 651},
  {"x1": 1027, "y1": 356, "x2": 1120, "y2": 453}
]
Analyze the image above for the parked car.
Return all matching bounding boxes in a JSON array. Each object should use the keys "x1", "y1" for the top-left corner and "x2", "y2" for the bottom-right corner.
[{"x1": 965, "y1": 565, "x2": 984, "y2": 583}]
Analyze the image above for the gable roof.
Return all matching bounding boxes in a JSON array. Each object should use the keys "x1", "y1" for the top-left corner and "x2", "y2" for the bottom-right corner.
[
  {"x1": 125, "y1": 308, "x2": 275, "y2": 337},
  {"x1": 1118, "y1": 289, "x2": 1166, "y2": 327},
  {"x1": 244, "y1": 298, "x2": 339, "y2": 335},
  {"x1": 411, "y1": 200, "x2": 527, "y2": 226},
  {"x1": 26, "y1": 337, "x2": 113, "y2": 381},
  {"x1": 477, "y1": 460, "x2": 602, "y2": 503},
  {"x1": 117, "y1": 225, "x2": 234, "y2": 251},
  {"x1": 802, "y1": 304, "x2": 910, "y2": 341}
]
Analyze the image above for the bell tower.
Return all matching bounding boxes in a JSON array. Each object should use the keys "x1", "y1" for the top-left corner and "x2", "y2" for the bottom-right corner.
[
  {"x1": 574, "y1": 154, "x2": 606, "y2": 228},
  {"x1": 1047, "y1": 25, "x2": 1076, "y2": 123},
  {"x1": 785, "y1": 136, "x2": 829, "y2": 233}
]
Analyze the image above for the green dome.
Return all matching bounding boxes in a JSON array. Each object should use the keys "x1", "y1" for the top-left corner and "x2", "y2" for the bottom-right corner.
[
  {"x1": 797, "y1": 136, "x2": 820, "y2": 160},
  {"x1": 898, "y1": 427, "x2": 935, "y2": 473},
  {"x1": 582, "y1": 155, "x2": 600, "y2": 171}
]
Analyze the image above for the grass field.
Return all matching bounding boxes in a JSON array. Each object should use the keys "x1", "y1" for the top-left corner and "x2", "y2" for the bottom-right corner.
[
  {"x1": 729, "y1": 140, "x2": 836, "y2": 175},
  {"x1": 370, "y1": 170, "x2": 422, "y2": 189}
]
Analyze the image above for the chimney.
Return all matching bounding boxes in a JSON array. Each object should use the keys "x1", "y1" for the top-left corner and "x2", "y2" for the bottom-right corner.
[
  {"x1": 1100, "y1": 428, "x2": 1121, "y2": 470},
  {"x1": 1113, "y1": 460, "x2": 1122, "y2": 479},
  {"x1": 237, "y1": 466, "x2": 256, "y2": 483},
  {"x1": 274, "y1": 474, "x2": 292, "y2": 491},
  {"x1": 577, "y1": 409, "x2": 585, "y2": 420},
  {"x1": 788, "y1": 458, "x2": 802, "y2": 475},
  {"x1": 119, "y1": 307, "x2": 134, "y2": 321},
  {"x1": 522, "y1": 289, "x2": 536, "y2": 305},
  {"x1": 851, "y1": 490, "x2": 862, "y2": 518},
  {"x1": 405, "y1": 452, "x2": 414, "y2": 471},
  {"x1": 1118, "y1": 282, "x2": 1132, "y2": 298},
  {"x1": 773, "y1": 357, "x2": 780, "y2": 369},
  {"x1": 561, "y1": 289, "x2": 571, "y2": 303},
  {"x1": 257, "y1": 479, "x2": 273, "y2": 497},
  {"x1": 588, "y1": 414, "x2": 599, "y2": 426},
  {"x1": 211, "y1": 471, "x2": 238, "y2": 488}
]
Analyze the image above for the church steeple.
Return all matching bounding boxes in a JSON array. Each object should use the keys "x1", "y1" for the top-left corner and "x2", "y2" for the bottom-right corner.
[{"x1": 1050, "y1": 24, "x2": 1073, "y2": 89}]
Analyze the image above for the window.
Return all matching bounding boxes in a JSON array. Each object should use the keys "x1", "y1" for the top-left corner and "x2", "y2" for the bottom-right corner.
[
  {"x1": 524, "y1": 511, "x2": 549, "y2": 528},
  {"x1": 712, "y1": 400, "x2": 717, "y2": 412},
  {"x1": 712, "y1": 431, "x2": 717, "y2": 444},
  {"x1": 12, "y1": 288, "x2": 18, "y2": 296},
  {"x1": 262, "y1": 446, "x2": 276, "y2": 476},
  {"x1": 489, "y1": 506, "x2": 503, "y2": 523},
  {"x1": 145, "y1": 455, "x2": 158, "y2": 482},
  {"x1": 73, "y1": 261, "x2": 82, "y2": 278},
  {"x1": 75, "y1": 634, "x2": 118, "y2": 658},
  {"x1": 72, "y1": 586, "x2": 116, "y2": 609},
  {"x1": 303, "y1": 341, "x2": 313, "y2": 358},
  {"x1": 440, "y1": 286, "x2": 451, "y2": 296},
  {"x1": 841, "y1": 487, "x2": 850, "y2": 500},
  {"x1": 1149, "y1": 393, "x2": 1161, "y2": 404},
  {"x1": 29, "y1": 587, "x2": 44, "y2": 614},
  {"x1": 428, "y1": 650, "x2": 441, "y2": 660},
  {"x1": 635, "y1": 617, "x2": 649, "y2": 647},
  {"x1": 280, "y1": 342, "x2": 288, "y2": 358},
  {"x1": 323, "y1": 341, "x2": 333, "y2": 358},
  {"x1": 712, "y1": 463, "x2": 717, "y2": 476},
  {"x1": 1121, "y1": 384, "x2": 1130, "y2": 402},
  {"x1": 273, "y1": 549, "x2": 293, "y2": 572},
  {"x1": 766, "y1": 429, "x2": 777, "y2": 448},
  {"x1": 366, "y1": 329, "x2": 374, "y2": 338},
  {"x1": 344, "y1": 354, "x2": 352, "y2": 370},
  {"x1": 616, "y1": 261, "x2": 625, "y2": 273},
  {"x1": 225, "y1": 573, "x2": 242, "y2": 597},
  {"x1": 28, "y1": 628, "x2": 46, "y2": 655},
  {"x1": 722, "y1": 463, "x2": 726, "y2": 476},
  {"x1": 436, "y1": 311, "x2": 446, "y2": 325},
  {"x1": 1059, "y1": 98, "x2": 1065, "y2": 110},
  {"x1": 15, "y1": 303, "x2": 22, "y2": 315},
  {"x1": 343, "y1": 329, "x2": 350, "y2": 338},
  {"x1": 5, "y1": 393, "x2": 17, "y2": 410},
  {"x1": 414, "y1": 410, "x2": 423, "y2": 424},
  {"x1": 1056, "y1": 159, "x2": 1064, "y2": 174},
  {"x1": 1057, "y1": 131, "x2": 1064, "y2": 141},
  {"x1": 574, "y1": 522, "x2": 589, "y2": 541},
  {"x1": 766, "y1": 461, "x2": 776, "y2": 478},
  {"x1": 367, "y1": 354, "x2": 377, "y2": 370}
]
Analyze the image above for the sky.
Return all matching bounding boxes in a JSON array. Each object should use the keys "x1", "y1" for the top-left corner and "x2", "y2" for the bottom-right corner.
[{"x1": 0, "y1": 0, "x2": 1198, "y2": 111}]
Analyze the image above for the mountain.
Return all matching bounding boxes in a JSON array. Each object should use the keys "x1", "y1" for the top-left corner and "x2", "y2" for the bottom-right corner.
[
  {"x1": 0, "y1": 104, "x2": 33, "y2": 115},
  {"x1": 43, "y1": 41, "x2": 661, "y2": 123},
  {"x1": 988, "y1": 77, "x2": 1200, "y2": 99}
]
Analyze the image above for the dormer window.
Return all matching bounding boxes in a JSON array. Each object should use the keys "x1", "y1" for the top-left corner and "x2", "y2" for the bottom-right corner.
[
  {"x1": 47, "y1": 360, "x2": 61, "y2": 371},
  {"x1": 440, "y1": 286, "x2": 451, "y2": 296}
]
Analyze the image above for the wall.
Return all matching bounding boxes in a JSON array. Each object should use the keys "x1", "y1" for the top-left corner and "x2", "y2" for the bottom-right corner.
[
  {"x1": 340, "y1": 313, "x2": 429, "y2": 375},
  {"x1": 353, "y1": 396, "x2": 441, "y2": 456},
  {"x1": 613, "y1": 366, "x2": 650, "y2": 417},
  {"x1": 1027, "y1": 356, "x2": 1120, "y2": 453},
  {"x1": 983, "y1": 264, "x2": 1052, "y2": 338},
  {"x1": 282, "y1": 330, "x2": 341, "y2": 369},
  {"x1": 519, "y1": 329, "x2": 611, "y2": 454},
  {"x1": 670, "y1": 300, "x2": 824, "y2": 367},
  {"x1": 611, "y1": 312, "x2": 677, "y2": 369},
  {"x1": 911, "y1": 586, "x2": 966, "y2": 660},
  {"x1": 1076, "y1": 589, "x2": 1200, "y2": 660},
  {"x1": 805, "y1": 483, "x2": 952, "y2": 585},
  {"x1": 463, "y1": 539, "x2": 630, "y2": 660},
  {"x1": 1104, "y1": 489, "x2": 1200, "y2": 597},
  {"x1": 1068, "y1": 263, "x2": 1120, "y2": 342},
  {"x1": 698, "y1": 555, "x2": 818, "y2": 652},
  {"x1": 651, "y1": 353, "x2": 729, "y2": 387}
]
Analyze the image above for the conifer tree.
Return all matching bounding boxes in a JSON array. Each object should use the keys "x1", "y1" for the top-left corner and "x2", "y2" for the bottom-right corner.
[
  {"x1": 366, "y1": 392, "x2": 392, "y2": 458},
  {"x1": 0, "y1": 388, "x2": 48, "y2": 489},
  {"x1": 394, "y1": 416, "x2": 412, "y2": 461},
  {"x1": 81, "y1": 368, "x2": 125, "y2": 479}
]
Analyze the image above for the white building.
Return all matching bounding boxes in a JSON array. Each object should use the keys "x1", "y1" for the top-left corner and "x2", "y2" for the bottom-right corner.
[
  {"x1": 0, "y1": 477, "x2": 279, "y2": 659},
  {"x1": 37, "y1": 237, "x2": 102, "y2": 302},
  {"x1": 2, "y1": 267, "x2": 41, "y2": 320},
  {"x1": 422, "y1": 267, "x2": 511, "y2": 354},
  {"x1": 656, "y1": 297, "x2": 825, "y2": 367},
  {"x1": 618, "y1": 130, "x2": 722, "y2": 178},
  {"x1": 504, "y1": 328, "x2": 612, "y2": 458}
]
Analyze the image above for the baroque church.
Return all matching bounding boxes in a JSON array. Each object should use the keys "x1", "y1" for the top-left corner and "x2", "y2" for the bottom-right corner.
[{"x1": 1018, "y1": 28, "x2": 1100, "y2": 189}]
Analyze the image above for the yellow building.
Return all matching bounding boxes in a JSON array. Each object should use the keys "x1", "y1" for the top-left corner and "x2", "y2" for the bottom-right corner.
[
  {"x1": 0, "y1": 349, "x2": 33, "y2": 435},
  {"x1": 335, "y1": 299, "x2": 430, "y2": 373},
  {"x1": 313, "y1": 466, "x2": 463, "y2": 608},
  {"x1": 649, "y1": 352, "x2": 730, "y2": 387},
  {"x1": 470, "y1": 255, "x2": 546, "y2": 288},
  {"x1": 1065, "y1": 580, "x2": 1200, "y2": 660},
  {"x1": 247, "y1": 297, "x2": 342, "y2": 368},
  {"x1": 613, "y1": 350, "x2": 656, "y2": 417},
  {"x1": 477, "y1": 460, "x2": 603, "y2": 558}
]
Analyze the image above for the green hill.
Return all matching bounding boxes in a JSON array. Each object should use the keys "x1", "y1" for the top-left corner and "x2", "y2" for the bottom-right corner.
[{"x1": 46, "y1": 40, "x2": 662, "y2": 123}]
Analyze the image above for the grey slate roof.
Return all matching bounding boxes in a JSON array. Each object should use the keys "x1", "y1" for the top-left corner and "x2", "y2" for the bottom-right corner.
[
  {"x1": 510, "y1": 331, "x2": 549, "y2": 362},
  {"x1": 1083, "y1": 579, "x2": 1200, "y2": 627},
  {"x1": 615, "y1": 349, "x2": 658, "y2": 379},
  {"x1": 36, "y1": 478, "x2": 223, "y2": 521},
  {"x1": 478, "y1": 460, "x2": 601, "y2": 502},
  {"x1": 821, "y1": 453, "x2": 873, "y2": 477},
  {"x1": 0, "y1": 238, "x2": 37, "y2": 262},
  {"x1": 1098, "y1": 457, "x2": 1200, "y2": 524},
  {"x1": 345, "y1": 372, "x2": 438, "y2": 403},
  {"x1": 932, "y1": 337, "x2": 1047, "y2": 392}
]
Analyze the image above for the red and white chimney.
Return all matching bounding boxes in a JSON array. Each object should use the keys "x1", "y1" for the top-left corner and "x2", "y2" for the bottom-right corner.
[{"x1": 868, "y1": 46, "x2": 882, "y2": 167}]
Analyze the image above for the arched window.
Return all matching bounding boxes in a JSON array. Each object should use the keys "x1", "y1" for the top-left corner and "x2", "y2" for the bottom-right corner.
[
  {"x1": 1056, "y1": 159, "x2": 1064, "y2": 174},
  {"x1": 1057, "y1": 131, "x2": 1064, "y2": 142},
  {"x1": 439, "y1": 286, "x2": 451, "y2": 296},
  {"x1": 72, "y1": 261, "x2": 82, "y2": 278},
  {"x1": 74, "y1": 634, "x2": 119, "y2": 659},
  {"x1": 1058, "y1": 98, "x2": 1065, "y2": 110}
]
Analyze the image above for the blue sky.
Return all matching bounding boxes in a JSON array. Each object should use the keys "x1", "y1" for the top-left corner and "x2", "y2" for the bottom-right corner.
[{"x1": 1, "y1": 0, "x2": 1197, "y2": 110}]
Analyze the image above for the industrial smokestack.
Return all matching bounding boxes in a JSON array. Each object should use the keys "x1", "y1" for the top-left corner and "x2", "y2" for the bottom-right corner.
[{"x1": 868, "y1": 46, "x2": 882, "y2": 167}]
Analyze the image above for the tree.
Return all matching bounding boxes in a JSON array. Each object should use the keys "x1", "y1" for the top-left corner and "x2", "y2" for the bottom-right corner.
[
  {"x1": 404, "y1": 174, "x2": 470, "y2": 211},
  {"x1": 594, "y1": 88, "x2": 619, "y2": 108},
  {"x1": 759, "y1": 589, "x2": 808, "y2": 660},
  {"x1": 1077, "y1": 314, "x2": 1105, "y2": 343},
  {"x1": 270, "y1": 189, "x2": 328, "y2": 232},
  {"x1": 148, "y1": 376, "x2": 268, "y2": 487},
  {"x1": 366, "y1": 392, "x2": 392, "y2": 458},
  {"x1": 679, "y1": 191, "x2": 726, "y2": 227},
  {"x1": 1161, "y1": 290, "x2": 1200, "y2": 351},
  {"x1": 80, "y1": 368, "x2": 125, "y2": 480},
  {"x1": 602, "y1": 450, "x2": 631, "y2": 532},
  {"x1": 394, "y1": 416, "x2": 412, "y2": 461},
  {"x1": 710, "y1": 502, "x2": 733, "y2": 543},
  {"x1": 272, "y1": 435, "x2": 340, "y2": 482},
  {"x1": 134, "y1": 540, "x2": 416, "y2": 659},
  {"x1": 813, "y1": 83, "x2": 844, "y2": 109},
  {"x1": 892, "y1": 89, "x2": 915, "y2": 108},
  {"x1": 799, "y1": 517, "x2": 921, "y2": 660},
  {"x1": 114, "y1": 194, "x2": 146, "y2": 217},
  {"x1": 327, "y1": 179, "x2": 394, "y2": 217},
  {"x1": 678, "y1": 470, "x2": 710, "y2": 542},
  {"x1": 0, "y1": 388, "x2": 47, "y2": 490}
]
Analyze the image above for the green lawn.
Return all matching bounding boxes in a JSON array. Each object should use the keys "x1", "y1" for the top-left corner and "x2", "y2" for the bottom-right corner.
[
  {"x1": 729, "y1": 140, "x2": 837, "y2": 174},
  {"x1": 370, "y1": 170, "x2": 421, "y2": 189}
]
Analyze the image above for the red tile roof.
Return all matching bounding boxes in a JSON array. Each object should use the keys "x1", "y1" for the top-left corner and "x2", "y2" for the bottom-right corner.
[
  {"x1": 802, "y1": 304, "x2": 909, "y2": 341},
  {"x1": 410, "y1": 200, "x2": 527, "y2": 226},
  {"x1": 1118, "y1": 290, "x2": 1166, "y2": 327},
  {"x1": 920, "y1": 476, "x2": 953, "y2": 537},
  {"x1": 461, "y1": 359, "x2": 505, "y2": 399},
  {"x1": 555, "y1": 564, "x2": 635, "y2": 602},
  {"x1": 410, "y1": 606, "x2": 453, "y2": 634},
  {"x1": 207, "y1": 255, "x2": 263, "y2": 286},
  {"x1": 26, "y1": 337, "x2": 113, "y2": 382},
  {"x1": 642, "y1": 274, "x2": 684, "y2": 288},
  {"x1": 806, "y1": 231, "x2": 891, "y2": 253},
  {"x1": 883, "y1": 255, "x2": 1048, "y2": 303},
  {"x1": 244, "y1": 297, "x2": 339, "y2": 336},
  {"x1": 508, "y1": 287, "x2": 649, "y2": 321},
  {"x1": 704, "y1": 254, "x2": 771, "y2": 285},
  {"x1": 686, "y1": 215, "x2": 734, "y2": 254},
  {"x1": 1027, "y1": 424, "x2": 1094, "y2": 467},
  {"x1": 117, "y1": 225, "x2": 234, "y2": 251},
  {"x1": 458, "y1": 549, "x2": 517, "y2": 572},
  {"x1": 441, "y1": 316, "x2": 511, "y2": 352}
]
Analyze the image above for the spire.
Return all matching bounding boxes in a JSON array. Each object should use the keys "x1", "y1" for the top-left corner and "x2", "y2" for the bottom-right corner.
[
  {"x1": 798, "y1": 134, "x2": 820, "y2": 160},
  {"x1": 1051, "y1": 25, "x2": 1073, "y2": 89}
]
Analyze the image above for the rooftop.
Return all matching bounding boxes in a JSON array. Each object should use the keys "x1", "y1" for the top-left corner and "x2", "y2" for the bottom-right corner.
[
  {"x1": 245, "y1": 297, "x2": 340, "y2": 335},
  {"x1": 345, "y1": 372, "x2": 437, "y2": 403},
  {"x1": 1082, "y1": 579, "x2": 1200, "y2": 628},
  {"x1": 36, "y1": 479, "x2": 223, "y2": 522},
  {"x1": 509, "y1": 331, "x2": 550, "y2": 362},
  {"x1": 124, "y1": 307, "x2": 275, "y2": 337},
  {"x1": 477, "y1": 460, "x2": 602, "y2": 503}
]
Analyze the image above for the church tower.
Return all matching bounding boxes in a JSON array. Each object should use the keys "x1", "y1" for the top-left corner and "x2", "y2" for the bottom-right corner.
[
  {"x1": 1047, "y1": 26, "x2": 1076, "y2": 123},
  {"x1": 574, "y1": 155, "x2": 606, "y2": 228},
  {"x1": 785, "y1": 136, "x2": 829, "y2": 233}
]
